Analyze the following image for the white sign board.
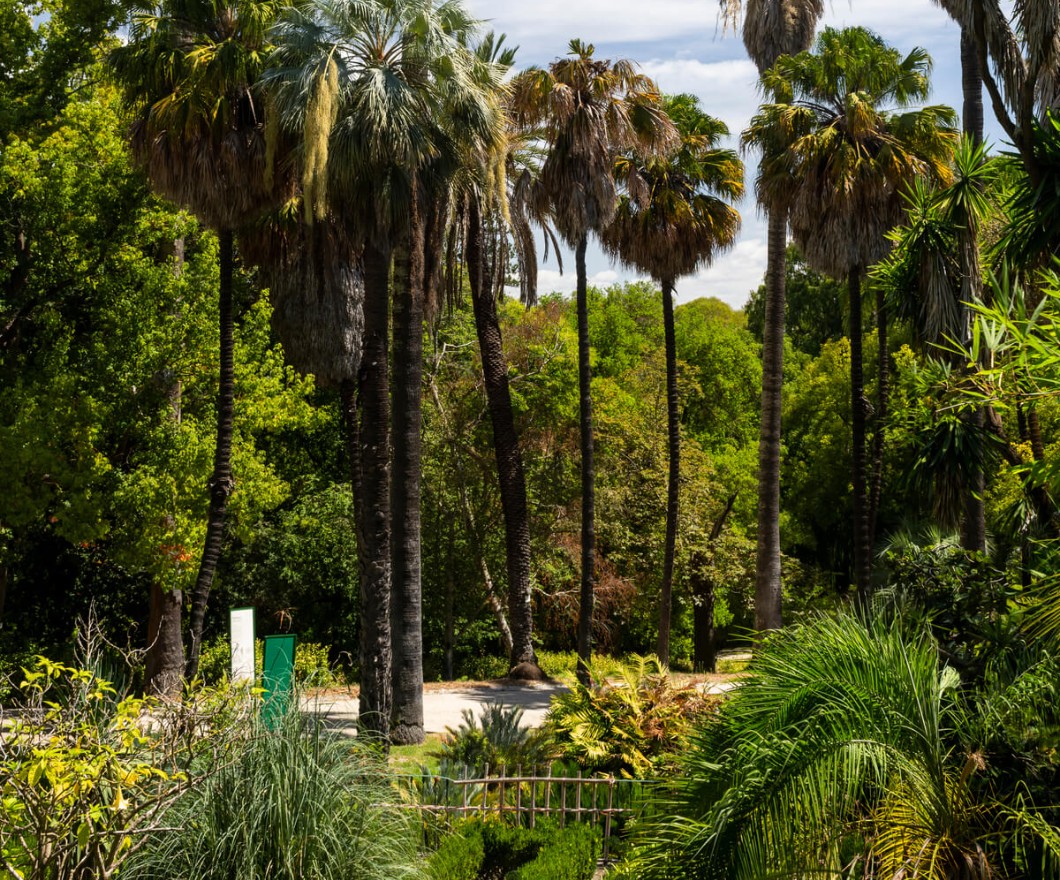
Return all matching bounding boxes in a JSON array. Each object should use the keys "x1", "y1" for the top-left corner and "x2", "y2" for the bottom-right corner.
[{"x1": 230, "y1": 607, "x2": 255, "y2": 683}]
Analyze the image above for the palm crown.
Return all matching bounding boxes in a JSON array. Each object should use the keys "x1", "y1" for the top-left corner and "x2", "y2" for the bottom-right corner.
[{"x1": 744, "y1": 26, "x2": 958, "y2": 278}]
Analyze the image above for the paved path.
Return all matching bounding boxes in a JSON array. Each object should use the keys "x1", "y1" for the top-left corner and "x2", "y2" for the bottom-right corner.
[
  {"x1": 304, "y1": 682, "x2": 567, "y2": 736},
  {"x1": 303, "y1": 678, "x2": 738, "y2": 737}
]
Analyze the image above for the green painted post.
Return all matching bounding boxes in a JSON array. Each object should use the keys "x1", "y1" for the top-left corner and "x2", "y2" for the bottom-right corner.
[{"x1": 261, "y1": 634, "x2": 296, "y2": 730}]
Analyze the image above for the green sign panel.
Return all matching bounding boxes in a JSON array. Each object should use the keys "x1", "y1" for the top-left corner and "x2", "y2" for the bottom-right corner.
[{"x1": 261, "y1": 634, "x2": 296, "y2": 730}]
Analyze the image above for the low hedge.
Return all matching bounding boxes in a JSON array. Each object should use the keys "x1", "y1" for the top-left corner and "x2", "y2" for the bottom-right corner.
[
  {"x1": 510, "y1": 823, "x2": 599, "y2": 880},
  {"x1": 427, "y1": 819, "x2": 598, "y2": 880},
  {"x1": 426, "y1": 824, "x2": 485, "y2": 880}
]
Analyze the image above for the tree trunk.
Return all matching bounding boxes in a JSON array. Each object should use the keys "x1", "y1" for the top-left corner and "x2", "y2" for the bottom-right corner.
[
  {"x1": 467, "y1": 198, "x2": 541, "y2": 679},
  {"x1": 146, "y1": 581, "x2": 184, "y2": 697},
  {"x1": 390, "y1": 201, "x2": 426, "y2": 746},
  {"x1": 186, "y1": 227, "x2": 236, "y2": 681},
  {"x1": 691, "y1": 565, "x2": 716, "y2": 674},
  {"x1": 357, "y1": 243, "x2": 392, "y2": 744},
  {"x1": 849, "y1": 267, "x2": 872, "y2": 604},
  {"x1": 868, "y1": 285, "x2": 888, "y2": 545},
  {"x1": 961, "y1": 27, "x2": 984, "y2": 146},
  {"x1": 657, "y1": 278, "x2": 680, "y2": 665},
  {"x1": 961, "y1": 30, "x2": 987, "y2": 550},
  {"x1": 575, "y1": 234, "x2": 595, "y2": 686},
  {"x1": 754, "y1": 208, "x2": 786, "y2": 633}
]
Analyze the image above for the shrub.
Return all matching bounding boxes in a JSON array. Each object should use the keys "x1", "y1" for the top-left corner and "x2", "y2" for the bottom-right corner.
[
  {"x1": 127, "y1": 708, "x2": 419, "y2": 880},
  {"x1": 428, "y1": 819, "x2": 599, "y2": 880},
  {"x1": 536, "y1": 650, "x2": 578, "y2": 679},
  {"x1": 544, "y1": 655, "x2": 715, "y2": 777},
  {"x1": 0, "y1": 654, "x2": 247, "y2": 880},
  {"x1": 425, "y1": 823, "x2": 484, "y2": 880},
  {"x1": 195, "y1": 636, "x2": 345, "y2": 688},
  {"x1": 510, "y1": 822, "x2": 599, "y2": 880},
  {"x1": 434, "y1": 703, "x2": 551, "y2": 777}
]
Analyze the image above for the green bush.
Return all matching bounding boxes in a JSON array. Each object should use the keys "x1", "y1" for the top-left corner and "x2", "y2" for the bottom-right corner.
[
  {"x1": 536, "y1": 650, "x2": 578, "y2": 679},
  {"x1": 459, "y1": 653, "x2": 511, "y2": 681},
  {"x1": 426, "y1": 824, "x2": 484, "y2": 880},
  {"x1": 1, "y1": 653, "x2": 250, "y2": 880},
  {"x1": 430, "y1": 819, "x2": 598, "y2": 880},
  {"x1": 128, "y1": 709, "x2": 419, "y2": 880},
  {"x1": 510, "y1": 822, "x2": 599, "y2": 880}
]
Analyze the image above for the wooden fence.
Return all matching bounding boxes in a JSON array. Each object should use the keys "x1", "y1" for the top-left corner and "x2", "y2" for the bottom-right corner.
[{"x1": 393, "y1": 764, "x2": 660, "y2": 860}]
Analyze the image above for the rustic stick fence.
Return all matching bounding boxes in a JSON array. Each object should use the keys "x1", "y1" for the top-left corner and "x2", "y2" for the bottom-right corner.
[{"x1": 392, "y1": 763, "x2": 662, "y2": 860}]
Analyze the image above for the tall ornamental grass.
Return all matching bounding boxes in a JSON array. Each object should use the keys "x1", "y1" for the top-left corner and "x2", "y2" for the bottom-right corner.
[{"x1": 127, "y1": 708, "x2": 420, "y2": 880}]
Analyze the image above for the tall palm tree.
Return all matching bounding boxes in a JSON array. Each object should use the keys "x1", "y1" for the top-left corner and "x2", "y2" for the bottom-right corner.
[
  {"x1": 268, "y1": 0, "x2": 496, "y2": 742},
  {"x1": 110, "y1": 0, "x2": 284, "y2": 692},
  {"x1": 455, "y1": 34, "x2": 549, "y2": 679},
  {"x1": 720, "y1": 0, "x2": 824, "y2": 635},
  {"x1": 510, "y1": 39, "x2": 675, "y2": 682},
  {"x1": 601, "y1": 93, "x2": 743, "y2": 665},
  {"x1": 744, "y1": 26, "x2": 957, "y2": 603}
]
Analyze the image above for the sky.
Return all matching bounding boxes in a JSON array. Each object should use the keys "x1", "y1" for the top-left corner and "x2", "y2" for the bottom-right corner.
[{"x1": 466, "y1": 0, "x2": 997, "y2": 309}]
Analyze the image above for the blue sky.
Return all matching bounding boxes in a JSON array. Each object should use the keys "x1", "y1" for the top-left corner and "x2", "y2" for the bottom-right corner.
[{"x1": 467, "y1": 0, "x2": 997, "y2": 308}]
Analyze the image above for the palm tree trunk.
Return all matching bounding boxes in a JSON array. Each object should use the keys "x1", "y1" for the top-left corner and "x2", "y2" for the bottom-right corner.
[
  {"x1": 390, "y1": 200, "x2": 426, "y2": 746},
  {"x1": 657, "y1": 277, "x2": 680, "y2": 665},
  {"x1": 185, "y1": 227, "x2": 236, "y2": 681},
  {"x1": 575, "y1": 233, "x2": 595, "y2": 686},
  {"x1": 754, "y1": 209, "x2": 786, "y2": 633},
  {"x1": 849, "y1": 267, "x2": 872, "y2": 604},
  {"x1": 961, "y1": 23, "x2": 987, "y2": 552},
  {"x1": 868, "y1": 285, "x2": 888, "y2": 545},
  {"x1": 467, "y1": 197, "x2": 540, "y2": 679},
  {"x1": 691, "y1": 559, "x2": 716, "y2": 674},
  {"x1": 358, "y1": 243, "x2": 392, "y2": 744},
  {"x1": 961, "y1": 27, "x2": 984, "y2": 146}
]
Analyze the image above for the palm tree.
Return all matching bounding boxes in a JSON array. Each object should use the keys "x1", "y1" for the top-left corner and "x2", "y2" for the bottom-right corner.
[
  {"x1": 110, "y1": 0, "x2": 284, "y2": 692},
  {"x1": 637, "y1": 612, "x2": 1017, "y2": 879},
  {"x1": 510, "y1": 39, "x2": 675, "y2": 682},
  {"x1": 744, "y1": 27, "x2": 957, "y2": 603},
  {"x1": 268, "y1": 0, "x2": 496, "y2": 742},
  {"x1": 454, "y1": 34, "x2": 550, "y2": 679},
  {"x1": 600, "y1": 94, "x2": 743, "y2": 665},
  {"x1": 720, "y1": 0, "x2": 824, "y2": 635}
]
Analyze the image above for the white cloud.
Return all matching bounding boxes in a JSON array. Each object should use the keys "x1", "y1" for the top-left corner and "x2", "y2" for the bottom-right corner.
[
  {"x1": 467, "y1": 0, "x2": 725, "y2": 61},
  {"x1": 641, "y1": 58, "x2": 759, "y2": 135}
]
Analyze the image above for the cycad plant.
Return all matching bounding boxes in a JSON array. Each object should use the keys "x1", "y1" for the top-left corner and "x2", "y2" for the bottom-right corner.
[{"x1": 544, "y1": 654, "x2": 712, "y2": 778}]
